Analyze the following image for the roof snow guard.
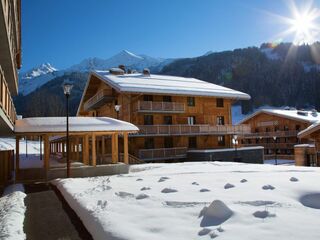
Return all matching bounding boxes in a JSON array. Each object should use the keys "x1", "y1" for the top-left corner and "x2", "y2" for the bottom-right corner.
[
  {"x1": 91, "y1": 71, "x2": 251, "y2": 100},
  {"x1": 14, "y1": 117, "x2": 139, "y2": 134}
]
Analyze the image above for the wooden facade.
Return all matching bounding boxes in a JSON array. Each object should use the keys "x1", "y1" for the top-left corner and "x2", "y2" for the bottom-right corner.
[
  {"x1": 77, "y1": 73, "x2": 251, "y2": 162},
  {"x1": 239, "y1": 111, "x2": 315, "y2": 160}
]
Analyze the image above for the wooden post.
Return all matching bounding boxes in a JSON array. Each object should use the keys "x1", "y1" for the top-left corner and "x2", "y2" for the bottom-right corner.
[
  {"x1": 124, "y1": 132, "x2": 129, "y2": 164},
  {"x1": 101, "y1": 136, "x2": 105, "y2": 155},
  {"x1": 83, "y1": 135, "x2": 89, "y2": 165},
  {"x1": 92, "y1": 134, "x2": 96, "y2": 166},
  {"x1": 15, "y1": 136, "x2": 20, "y2": 174},
  {"x1": 112, "y1": 133, "x2": 118, "y2": 163},
  {"x1": 43, "y1": 135, "x2": 50, "y2": 171}
]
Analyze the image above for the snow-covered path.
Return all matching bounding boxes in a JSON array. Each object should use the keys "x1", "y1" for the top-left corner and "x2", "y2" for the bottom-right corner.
[{"x1": 53, "y1": 162, "x2": 320, "y2": 240}]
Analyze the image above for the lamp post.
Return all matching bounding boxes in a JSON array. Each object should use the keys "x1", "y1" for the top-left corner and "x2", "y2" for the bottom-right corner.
[
  {"x1": 63, "y1": 81, "x2": 73, "y2": 178},
  {"x1": 114, "y1": 104, "x2": 121, "y2": 161},
  {"x1": 232, "y1": 135, "x2": 239, "y2": 161},
  {"x1": 273, "y1": 136, "x2": 277, "y2": 165}
]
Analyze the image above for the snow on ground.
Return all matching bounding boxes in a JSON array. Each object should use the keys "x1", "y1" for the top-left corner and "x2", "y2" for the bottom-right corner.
[
  {"x1": 0, "y1": 185, "x2": 26, "y2": 240},
  {"x1": 53, "y1": 162, "x2": 320, "y2": 240}
]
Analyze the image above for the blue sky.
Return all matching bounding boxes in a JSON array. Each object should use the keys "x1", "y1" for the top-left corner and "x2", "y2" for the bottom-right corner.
[{"x1": 21, "y1": 0, "x2": 319, "y2": 71}]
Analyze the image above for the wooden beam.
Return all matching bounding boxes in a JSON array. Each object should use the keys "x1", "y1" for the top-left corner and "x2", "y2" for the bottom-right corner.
[
  {"x1": 43, "y1": 135, "x2": 50, "y2": 171},
  {"x1": 15, "y1": 136, "x2": 20, "y2": 174},
  {"x1": 112, "y1": 133, "x2": 118, "y2": 163},
  {"x1": 101, "y1": 136, "x2": 105, "y2": 155},
  {"x1": 76, "y1": 137, "x2": 80, "y2": 161},
  {"x1": 92, "y1": 134, "x2": 96, "y2": 166},
  {"x1": 124, "y1": 132, "x2": 129, "y2": 164}
]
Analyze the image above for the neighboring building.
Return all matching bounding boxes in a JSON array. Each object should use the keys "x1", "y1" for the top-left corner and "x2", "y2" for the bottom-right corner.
[
  {"x1": 238, "y1": 108, "x2": 320, "y2": 160},
  {"x1": 0, "y1": 0, "x2": 21, "y2": 187},
  {"x1": 0, "y1": 0, "x2": 21, "y2": 135},
  {"x1": 295, "y1": 121, "x2": 320, "y2": 167},
  {"x1": 77, "y1": 69, "x2": 251, "y2": 162}
]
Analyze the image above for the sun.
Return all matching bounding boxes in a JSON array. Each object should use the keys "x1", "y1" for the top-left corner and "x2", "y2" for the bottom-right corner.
[{"x1": 268, "y1": 1, "x2": 320, "y2": 45}]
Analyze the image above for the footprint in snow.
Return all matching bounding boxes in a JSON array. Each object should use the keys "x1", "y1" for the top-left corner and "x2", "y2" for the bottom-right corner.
[
  {"x1": 200, "y1": 188, "x2": 210, "y2": 192},
  {"x1": 141, "y1": 187, "x2": 151, "y2": 191},
  {"x1": 253, "y1": 210, "x2": 276, "y2": 219},
  {"x1": 136, "y1": 194, "x2": 149, "y2": 200},
  {"x1": 192, "y1": 182, "x2": 199, "y2": 185},
  {"x1": 161, "y1": 188, "x2": 178, "y2": 193},
  {"x1": 290, "y1": 177, "x2": 299, "y2": 182},
  {"x1": 198, "y1": 228, "x2": 211, "y2": 236},
  {"x1": 240, "y1": 179, "x2": 247, "y2": 183},
  {"x1": 158, "y1": 177, "x2": 170, "y2": 182},
  {"x1": 262, "y1": 185, "x2": 275, "y2": 190},
  {"x1": 115, "y1": 191, "x2": 135, "y2": 198},
  {"x1": 136, "y1": 178, "x2": 143, "y2": 181},
  {"x1": 224, "y1": 183, "x2": 235, "y2": 189}
]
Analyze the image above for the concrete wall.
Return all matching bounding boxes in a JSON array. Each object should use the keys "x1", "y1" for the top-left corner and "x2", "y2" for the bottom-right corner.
[{"x1": 187, "y1": 146, "x2": 264, "y2": 164}]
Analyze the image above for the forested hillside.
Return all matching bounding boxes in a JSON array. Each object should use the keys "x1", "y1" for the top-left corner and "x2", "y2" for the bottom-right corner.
[{"x1": 161, "y1": 42, "x2": 320, "y2": 113}]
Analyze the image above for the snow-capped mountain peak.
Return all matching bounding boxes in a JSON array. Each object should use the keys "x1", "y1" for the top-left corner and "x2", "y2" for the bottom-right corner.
[{"x1": 21, "y1": 63, "x2": 57, "y2": 79}]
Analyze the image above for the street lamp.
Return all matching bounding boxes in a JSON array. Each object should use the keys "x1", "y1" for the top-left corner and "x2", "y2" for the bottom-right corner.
[
  {"x1": 232, "y1": 135, "x2": 239, "y2": 161},
  {"x1": 114, "y1": 104, "x2": 121, "y2": 161},
  {"x1": 273, "y1": 136, "x2": 277, "y2": 165},
  {"x1": 63, "y1": 81, "x2": 73, "y2": 178}
]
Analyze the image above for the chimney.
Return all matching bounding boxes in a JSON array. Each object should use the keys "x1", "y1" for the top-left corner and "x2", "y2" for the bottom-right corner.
[
  {"x1": 143, "y1": 68, "x2": 150, "y2": 76},
  {"x1": 118, "y1": 65, "x2": 126, "y2": 72},
  {"x1": 109, "y1": 67, "x2": 125, "y2": 75}
]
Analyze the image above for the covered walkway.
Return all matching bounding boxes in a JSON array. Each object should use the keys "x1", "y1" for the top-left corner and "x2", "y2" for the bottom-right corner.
[{"x1": 14, "y1": 117, "x2": 139, "y2": 181}]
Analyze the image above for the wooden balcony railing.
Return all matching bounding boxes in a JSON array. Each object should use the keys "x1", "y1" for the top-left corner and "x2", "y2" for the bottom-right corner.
[
  {"x1": 0, "y1": 66, "x2": 17, "y2": 125},
  {"x1": 83, "y1": 89, "x2": 114, "y2": 111},
  {"x1": 243, "y1": 142, "x2": 296, "y2": 149},
  {"x1": 134, "y1": 124, "x2": 251, "y2": 136},
  {"x1": 242, "y1": 130, "x2": 299, "y2": 139},
  {"x1": 134, "y1": 101, "x2": 185, "y2": 113},
  {"x1": 139, "y1": 147, "x2": 188, "y2": 161}
]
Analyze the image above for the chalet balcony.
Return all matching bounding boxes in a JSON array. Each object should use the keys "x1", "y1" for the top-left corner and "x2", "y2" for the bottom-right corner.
[
  {"x1": 83, "y1": 89, "x2": 114, "y2": 111},
  {"x1": 134, "y1": 124, "x2": 251, "y2": 136},
  {"x1": 242, "y1": 130, "x2": 299, "y2": 139},
  {"x1": 139, "y1": 147, "x2": 188, "y2": 161},
  {"x1": 134, "y1": 101, "x2": 185, "y2": 113},
  {"x1": 0, "y1": 66, "x2": 17, "y2": 134},
  {"x1": 243, "y1": 142, "x2": 296, "y2": 149}
]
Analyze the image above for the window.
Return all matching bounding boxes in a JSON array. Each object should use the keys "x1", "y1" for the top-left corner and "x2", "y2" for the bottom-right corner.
[
  {"x1": 218, "y1": 136, "x2": 225, "y2": 146},
  {"x1": 216, "y1": 98, "x2": 224, "y2": 107},
  {"x1": 188, "y1": 137, "x2": 197, "y2": 149},
  {"x1": 164, "y1": 137, "x2": 173, "y2": 148},
  {"x1": 188, "y1": 116, "x2": 196, "y2": 125},
  {"x1": 255, "y1": 128, "x2": 259, "y2": 133},
  {"x1": 187, "y1": 97, "x2": 195, "y2": 106},
  {"x1": 296, "y1": 125, "x2": 301, "y2": 131},
  {"x1": 284, "y1": 125, "x2": 289, "y2": 131},
  {"x1": 266, "y1": 127, "x2": 270, "y2": 132},
  {"x1": 144, "y1": 115, "x2": 153, "y2": 125},
  {"x1": 164, "y1": 116, "x2": 173, "y2": 125},
  {"x1": 144, "y1": 138, "x2": 154, "y2": 149},
  {"x1": 217, "y1": 116, "x2": 224, "y2": 125},
  {"x1": 274, "y1": 126, "x2": 279, "y2": 132},
  {"x1": 163, "y1": 96, "x2": 172, "y2": 102},
  {"x1": 144, "y1": 95, "x2": 153, "y2": 101}
]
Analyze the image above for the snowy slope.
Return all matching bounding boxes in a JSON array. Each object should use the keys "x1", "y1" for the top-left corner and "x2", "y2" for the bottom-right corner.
[
  {"x1": 18, "y1": 63, "x2": 61, "y2": 96},
  {"x1": 53, "y1": 162, "x2": 320, "y2": 240}
]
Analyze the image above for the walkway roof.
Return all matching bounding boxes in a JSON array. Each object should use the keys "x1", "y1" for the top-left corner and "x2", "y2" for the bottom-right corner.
[{"x1": 14, "y1": 117, "x2": 139, "y2": 135}]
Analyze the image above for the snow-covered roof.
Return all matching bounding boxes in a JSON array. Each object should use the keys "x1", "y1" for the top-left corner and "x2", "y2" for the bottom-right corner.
[
  {"x1": 91, "y1": 71, "x2": 251, "y2": 100},
  {"x1": 14, "y1": 117, "x2": 139, "y2": 134},
  {"x1": 298, "y1": 121, "x2": 320, "y2": 138},
  {"x1": 238, "y1": 109, "x2": 320, "y2": 125}
]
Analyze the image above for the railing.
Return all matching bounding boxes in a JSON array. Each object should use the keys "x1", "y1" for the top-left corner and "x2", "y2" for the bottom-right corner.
[
  {"x1": 135, "y1": 124, "x2": 251, "y2": 136},
  {"x1": 139, "y1": 147, "x2": 188, "y2": 161},
  {"x1": 0, "y1": 66, "x2": 17, "y2": 125},
  {"x1": 83, "y1": 89, "x2": 112, "y2": 111},
  {"x1": 135, "y1": 101, "x2": 185, "y2": 113},
  {"x1": 243, "y1": 142, "x2": 296, "y2": 149},
  {"x1": 242, "y1": 130, "x2": 299, "y2": 139}
]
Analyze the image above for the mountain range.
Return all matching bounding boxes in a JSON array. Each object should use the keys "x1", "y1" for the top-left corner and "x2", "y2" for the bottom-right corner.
[{"x1": 14, "y1": 42, "x2": 320, "y2": 117}]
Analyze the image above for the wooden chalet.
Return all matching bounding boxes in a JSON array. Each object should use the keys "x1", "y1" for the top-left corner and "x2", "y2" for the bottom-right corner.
[
  {"x1": 238, "y1": 108, "x2": 320, "y2": 160},
  {"x1": 77, "y1": 68, "x2": 251, "y2": 162}
]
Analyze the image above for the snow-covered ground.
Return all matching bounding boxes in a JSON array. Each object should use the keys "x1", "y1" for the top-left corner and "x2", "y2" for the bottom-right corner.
[
  {"x1": 53, "y1": 162, "x2": 320, "y2": 240},
  {"x1": 0, "y1": 185, "x2": 26, "y2": 240}
]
